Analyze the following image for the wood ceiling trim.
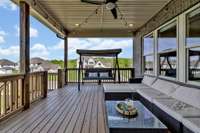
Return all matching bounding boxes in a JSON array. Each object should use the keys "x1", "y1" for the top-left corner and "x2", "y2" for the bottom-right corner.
[{"x1": 11, "y1": 0, "x2": 67, "y2": 36}]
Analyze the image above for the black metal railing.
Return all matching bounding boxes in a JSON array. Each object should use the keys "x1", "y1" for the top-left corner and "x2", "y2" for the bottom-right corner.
[{"x1": 65, "y1": 68, "x2": 134, "y2": 84}]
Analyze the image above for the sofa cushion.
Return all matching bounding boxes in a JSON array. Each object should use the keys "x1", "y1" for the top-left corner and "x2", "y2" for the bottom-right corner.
[
  {"x1": 128, "y1": 83, "x2": 150, "y2": 92},
  {"x1": 151, "y1": 79, "x2": 179, "y2": 95},
  {"x1": 153, "y1": 98, "x2": 200, "y2": 122},
  {"x1": 142, "y1": 76, "x2": 156, "y2": 86},
  {"x1": 182, "y1": 117, "x2": 200, "y2": 133},
  {"x1": 171, "y1": 86, "x2": 200, "y2": 109},
  {"x1": 103, "y1": 83, "x2": 132, "y2": 93},
  {"x1": 137, "y1": 88, "x2": 170, "y2": 102}
]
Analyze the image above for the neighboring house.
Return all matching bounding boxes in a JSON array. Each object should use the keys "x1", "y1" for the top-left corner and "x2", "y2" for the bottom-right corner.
[
  {"x1": 0, "y1": 59, "x2": 18, "y2": 74},
  {"x1": 77, "y1": 57, "x2": 112, "y2": 68},
  {"x1": 30, "y1": 57, "x2": 61, "y2": 73},
  {"x1": 0, "y1": 67, "x2": 14, "y2": 74},
  {"x1": 94, "y1": 61, "x2": 107, "y2": 68}
]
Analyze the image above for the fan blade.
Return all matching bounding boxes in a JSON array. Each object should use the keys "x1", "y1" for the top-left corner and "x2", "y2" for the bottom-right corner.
[
  {"x1": 111, "y1": 8, "x2": 117, "y2": 19},
  {"x1": 81, "y1": 0, "x2": 104, "y2": 5},
  {"x1": 106, "y1": 0, "x2": 118, "y2": 3}
]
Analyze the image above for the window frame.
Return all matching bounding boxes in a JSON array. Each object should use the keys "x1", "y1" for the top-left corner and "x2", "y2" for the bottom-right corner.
[
  {"x1": 185, "y1": 5, "x2": 200, "y2": 85},
  {"x1": 143, "y1": 32, "x2": 155, "y2": 75},
  {"x1": 157, "y1": 19, "x2": 178, "y2": 80}
]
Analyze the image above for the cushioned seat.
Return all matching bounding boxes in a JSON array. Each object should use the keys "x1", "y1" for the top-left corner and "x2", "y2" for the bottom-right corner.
[
  {"x1": 103, "y1": 83, "x2": 132, "y2": 92},
  {"x1": 153, "y1": 98, "x2": 200, "y2": 122},
  {"x1": 137, "y1": 88, "x2": 170, "y2": 102},
  {"x1": 170, "y1": 86, "x2": 200, "y2": 109},
  {"x1": 141, "y1": 75, "x2": 156, "y2": 86},
  {"x1": 128, "y1": 83, "x2": 150, "y2": 92},
  {"x1": 151, "y1": 79, "x2": 179, "y2": 95},
  {"x1": 128, "y1": 75, "x2": 155, "y2": 91},
  {"x1": 169, "y1": 86, "x2": 200, "y2": 132},
  {"x1": 182, "y1": 117, "x2": 200, "y2": 133}
]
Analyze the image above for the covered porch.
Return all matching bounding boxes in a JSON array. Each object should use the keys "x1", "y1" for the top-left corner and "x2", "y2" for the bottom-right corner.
[{"x1": 1, "y1": 0, "x2": 200, "y2": 133}]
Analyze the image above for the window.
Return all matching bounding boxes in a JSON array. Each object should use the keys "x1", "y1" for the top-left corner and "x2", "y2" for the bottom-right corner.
[
  {"x1": 186, "y1": 8, "x2": 200, "y2": 82},
  {"x1": 158, "y1": 21, "x2": 177, "y2": 78},
  {"x1": 143, "y1": 34, "x2": 154, "y2": 75}
]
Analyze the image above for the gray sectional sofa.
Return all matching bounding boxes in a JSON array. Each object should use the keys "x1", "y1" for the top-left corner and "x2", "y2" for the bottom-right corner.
[{"x1": 103, "y1": 76, "x2": 200, "y2": 133}]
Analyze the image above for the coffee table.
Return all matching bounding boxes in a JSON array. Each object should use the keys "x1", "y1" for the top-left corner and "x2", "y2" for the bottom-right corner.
[{"x1": 106, "y1": 101, "x2": 168, "y2": 133}]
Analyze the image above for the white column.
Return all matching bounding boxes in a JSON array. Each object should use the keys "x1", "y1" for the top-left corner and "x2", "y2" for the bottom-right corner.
[
  {"x1": 133, "y1": 34, "x2": 143, "y2": 78},
  {"x1": 154, "y1": 30, "x2": 159, "y2": 76},
  {"x1": 178, "y1": 14, "x2": 186, "y2": 83}
]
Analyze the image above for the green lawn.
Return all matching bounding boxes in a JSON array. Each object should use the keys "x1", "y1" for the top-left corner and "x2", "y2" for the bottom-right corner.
[{"x1": 50, "y1": 58, "x2": 132, "y2": 69}]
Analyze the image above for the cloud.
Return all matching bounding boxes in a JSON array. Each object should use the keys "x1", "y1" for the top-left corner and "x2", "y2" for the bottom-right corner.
[
  {"x1": 0, "y1": 0, "x2": 17, "y2": 11},
  {"x1": 51, "y1": 38, "x2": 132, "y2": 59},
  {"x1": 0, "y1": 46, "x2": 19, "y2": 56},
  {"x1": 0, "y1": 31, "x2": 6, "y2": 36},
  {"x1": 0, "y1": 36, "x2": 5, "y2": 44},
  {"x1": 52, "y1": 40, "x2": 64, "y2": 50},
  {"x1": 15, "y1": 25, "x2": 38, "y2": 38},
  {"x1": 0, "y1": 43, "x2": 48, "y2": 60},
  {"x1": 0, "y1": 30, "x2": 6, "y2": 44},
  {"x1": 31, "y1": 43, "x2": 49, "y2": 59},
  {"x1": 30, "y1": 27, "x2": 38, "y2": 38}
]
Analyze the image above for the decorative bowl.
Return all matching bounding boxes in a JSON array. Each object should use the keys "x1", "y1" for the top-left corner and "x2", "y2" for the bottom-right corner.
[{"x1": 115, "y1": 102, "x2": 137, "y2": 116}]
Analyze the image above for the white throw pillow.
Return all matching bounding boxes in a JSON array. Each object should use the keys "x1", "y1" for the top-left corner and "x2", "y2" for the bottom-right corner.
[
  {"x1": 89, "y1": 72, "x2": 97, "y2": 77},
  {"x1": 100, "y1": 72, "x2": 109, "y2": 77}
]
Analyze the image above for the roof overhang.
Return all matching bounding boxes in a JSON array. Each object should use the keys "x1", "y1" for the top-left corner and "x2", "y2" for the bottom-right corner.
[{"x1": 12, "y1": 0, "x2": 171, "y2": 37}]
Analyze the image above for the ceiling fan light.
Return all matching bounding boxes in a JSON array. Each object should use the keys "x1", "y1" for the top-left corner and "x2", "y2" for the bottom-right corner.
[
  {"x1": 106, "y1": 2, "x2": 116, "y2": 10},
  {"x1": 129, "y1": 23, "x2": 133, "y2": 27},
  {"x1": 75, "y1": 23, "x2": 80, "y2": 27}
]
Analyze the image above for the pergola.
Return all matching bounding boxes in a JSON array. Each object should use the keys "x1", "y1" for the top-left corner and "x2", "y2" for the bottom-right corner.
[{"x1": 76, "y1": 49, "x2": 122, "y2": 90}]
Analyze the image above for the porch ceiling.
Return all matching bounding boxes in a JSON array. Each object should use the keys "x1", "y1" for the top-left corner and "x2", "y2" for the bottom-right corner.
[{"x1": 13, "y1": 0, "x2": 171, "y2": 37}]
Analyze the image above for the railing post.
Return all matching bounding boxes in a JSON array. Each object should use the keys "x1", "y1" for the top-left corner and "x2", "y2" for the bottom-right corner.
[
  {"x1": 58, "y1": 69, "x2": 65, "y2": 89},
  {"x1": 23, "y1": 73, "x2": 30, "y2": 110},
  {"x1": 43, "y1": 71, "x2": 48, "y2": 98},
  {"x1": 65, "y1": 68, "x2": 68, "y2": 85},
  {"x1": 131, "y1": 68, "x2": 135, "y2": 79}
]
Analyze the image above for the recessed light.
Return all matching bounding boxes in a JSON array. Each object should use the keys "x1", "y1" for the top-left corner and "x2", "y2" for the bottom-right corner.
[
  {"x1": 75, "y1": 24, "x2": 79, "y2": 26},
  {"x1": 129, "y1": 24, "x2": 133, "y2": 27}
]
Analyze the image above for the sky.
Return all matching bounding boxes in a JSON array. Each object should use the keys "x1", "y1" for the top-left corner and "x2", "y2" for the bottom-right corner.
[{"x1": 0, "y1": 0, "x2": 133, "y2": 62}]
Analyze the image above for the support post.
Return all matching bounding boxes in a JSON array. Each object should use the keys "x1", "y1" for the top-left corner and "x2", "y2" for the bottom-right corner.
[
  {"x1": 20, "y1": 1, "x2": 30, "y2": 110},
  {"x1": 43, "y1": 71, "x2": 48, "y2": 98},
  {"x1": 133, "y1": 34, "x2": 143, "y2": 78},
  {"x1": 64, "y1": 35, "x2": 68, "y2": 85},
  {"x1": 116, "y1": 55, "x2": 120, "y2": 83},
  {"x1": 78, "y1": 55, "x2": 81, "y2": 91}
]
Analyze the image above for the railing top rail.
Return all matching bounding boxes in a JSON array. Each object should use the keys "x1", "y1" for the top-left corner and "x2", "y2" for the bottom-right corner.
[
  {"x1": 48, "y1": 72, "x2": 58, "y2": 74},
  {"x1": 30, "y1": 71, "x2": 46, "y2": 75},
  {"x1": 0, "y1": 73, "x2": 25, "y2": 81},
  {"x1": 66, "y1": 68, "x2": 134, "y2": 70}
]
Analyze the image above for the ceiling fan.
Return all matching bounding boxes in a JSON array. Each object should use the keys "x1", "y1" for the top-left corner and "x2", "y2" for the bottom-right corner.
[{"x1": 81, "y1": 0, "x2": 118, "y2": 19}]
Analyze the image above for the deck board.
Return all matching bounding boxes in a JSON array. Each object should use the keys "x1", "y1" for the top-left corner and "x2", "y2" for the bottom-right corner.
[{"x1": 0, "y1": 84, "x2": 108, "y2": 133}]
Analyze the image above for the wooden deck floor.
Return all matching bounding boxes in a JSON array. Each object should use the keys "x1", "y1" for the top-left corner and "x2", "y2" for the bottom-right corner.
[{"x1": 0, "y1": 84, "x2": 109, "y2": 133}]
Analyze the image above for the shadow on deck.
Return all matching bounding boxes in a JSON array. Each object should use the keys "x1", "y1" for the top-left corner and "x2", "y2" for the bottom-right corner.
[{"x1": 0, "y1": 84, "x2": 108, "y2": 133}]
